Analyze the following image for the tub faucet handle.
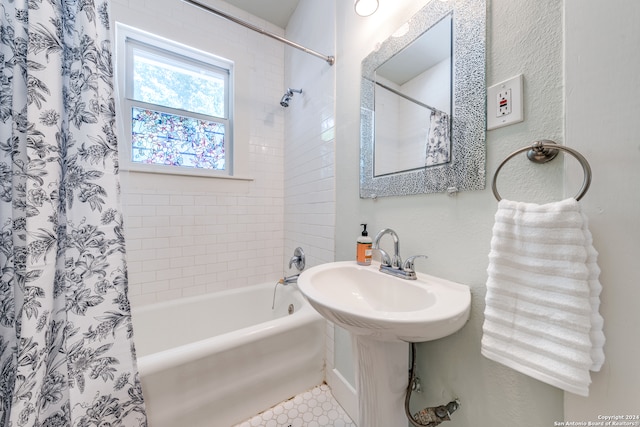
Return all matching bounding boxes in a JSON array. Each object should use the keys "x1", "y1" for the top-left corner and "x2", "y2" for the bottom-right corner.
[{"x1": 289, "y1": 247, "x2": 306, "y2": 271}]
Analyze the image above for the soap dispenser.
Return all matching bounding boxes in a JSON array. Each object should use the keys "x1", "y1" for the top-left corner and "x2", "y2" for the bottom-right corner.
[{"x1": 357, "y1": 224, "x2": 372, "y2": 266}]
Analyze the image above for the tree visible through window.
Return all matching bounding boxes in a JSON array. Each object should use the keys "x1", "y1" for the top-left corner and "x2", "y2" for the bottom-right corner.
[
  {"x1": 131, "y1": 107, "x2": 225, "y2": 169},
  {"x1": 119, "y1": 28, "x2": 232, "y2": 175}
]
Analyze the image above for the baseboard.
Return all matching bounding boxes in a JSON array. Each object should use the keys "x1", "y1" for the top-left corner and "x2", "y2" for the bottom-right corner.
[{"x1": 327, "y1": 367, "x2": 358, "y2": 425}]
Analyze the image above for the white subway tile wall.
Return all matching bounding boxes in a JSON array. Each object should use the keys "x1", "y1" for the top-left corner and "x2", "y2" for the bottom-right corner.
[
  {"x1": 283, "y1": 0, "x2": 338, "y2": 391},
  {"x1": 112, "y1": 0, "x2": 287, "y2": 306},
  {"x1": 283, "y1": 0, "x2": 336, "y2": 272},
  {"x1": 121, "y1": 181, "x2": 285, "y2": 306}
]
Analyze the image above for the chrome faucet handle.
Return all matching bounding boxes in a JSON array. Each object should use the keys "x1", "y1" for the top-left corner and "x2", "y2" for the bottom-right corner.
[
  {"x1": 402, "y1": 255, "x2": 428, "y2": 273},
  {"x1": 289, "y1": 247, "x2": 306, "y2": 271},
  {"x1": 374, "y1": 248, "x2": 392, "y2": 266}
]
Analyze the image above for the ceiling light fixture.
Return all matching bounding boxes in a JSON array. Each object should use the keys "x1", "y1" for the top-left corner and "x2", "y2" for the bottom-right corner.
[{"x1": 354, "y1": 0, "x2": 379, "y2": 17}]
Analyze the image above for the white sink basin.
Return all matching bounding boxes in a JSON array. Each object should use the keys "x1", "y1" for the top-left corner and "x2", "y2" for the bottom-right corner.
[{"x1": 297, "y1": 261, "x2": 471, "y2": 342}]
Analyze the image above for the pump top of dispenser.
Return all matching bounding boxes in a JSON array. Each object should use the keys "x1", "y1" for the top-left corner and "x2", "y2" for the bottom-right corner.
[{"x1": 360, "y1": 224, "x2": 368, "y2": 237}]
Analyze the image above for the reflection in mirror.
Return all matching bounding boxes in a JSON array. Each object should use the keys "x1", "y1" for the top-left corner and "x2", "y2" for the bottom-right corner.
[
  {"x1": 360, "y1": 0, "x2": 486, "y2": 198},
  {"x1": 374, "y1": 15, "x2": 452, "y2": 177}
]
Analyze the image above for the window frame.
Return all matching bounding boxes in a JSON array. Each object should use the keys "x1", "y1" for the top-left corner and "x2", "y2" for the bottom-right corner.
[{"x1": 116, "y1": 23, "x2": 235, "y2": 178}]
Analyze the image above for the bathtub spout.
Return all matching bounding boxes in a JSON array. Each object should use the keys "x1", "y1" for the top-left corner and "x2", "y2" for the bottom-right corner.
[
  {"x1": 283, "y1": 274, "x2": 299, "y2": 284},
  {"x1": 272, "y1": 278, "x2": 284, "y2": 310},
  {"x1": 272, "y1": 275, "x2": 300, "y2": 309}
]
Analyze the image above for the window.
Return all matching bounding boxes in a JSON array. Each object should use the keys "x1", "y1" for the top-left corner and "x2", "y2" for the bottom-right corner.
[{"x1": 117, "y1": 25, "x2": 234, "y2": 177}]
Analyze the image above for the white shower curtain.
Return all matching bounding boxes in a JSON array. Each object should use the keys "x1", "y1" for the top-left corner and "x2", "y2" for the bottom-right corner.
[{"x1": 0, "y1": 1, "x2": 147, "y2": 426}]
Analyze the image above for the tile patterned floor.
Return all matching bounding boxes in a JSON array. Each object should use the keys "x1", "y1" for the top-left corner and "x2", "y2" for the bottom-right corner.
[{"x1": 233, "y1": 384, "x2": 356, "y2": 427}]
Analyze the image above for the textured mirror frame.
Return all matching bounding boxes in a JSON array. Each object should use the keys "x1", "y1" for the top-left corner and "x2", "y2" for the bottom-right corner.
[{"x1": 360, "y1": 0, "x2": 486, "y2": 198}]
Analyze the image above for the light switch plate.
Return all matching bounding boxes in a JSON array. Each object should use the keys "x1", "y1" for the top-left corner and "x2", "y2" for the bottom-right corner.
[{"x1": 487, "y1": 74, "x2": 524, "y2": 130}]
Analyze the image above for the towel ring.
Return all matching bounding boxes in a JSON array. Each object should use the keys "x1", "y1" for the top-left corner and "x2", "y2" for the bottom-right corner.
[{"x1": 492, "y1": 140, "x2": 592, "y2": 201}]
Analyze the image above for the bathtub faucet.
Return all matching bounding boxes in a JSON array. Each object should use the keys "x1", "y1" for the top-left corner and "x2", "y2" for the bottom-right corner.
[
  {"x1": 273, "y1": 247, "x2": 306, "y2": 309},
  {"x1": 282, "y1": 274, "x2": 299, "y2": 285},
  {"x1": 289, "y1": 247, "x2": 305, "y2": 271},
  {"x1": 272, "y1": 274, "x2": 300, "y2": 310}
]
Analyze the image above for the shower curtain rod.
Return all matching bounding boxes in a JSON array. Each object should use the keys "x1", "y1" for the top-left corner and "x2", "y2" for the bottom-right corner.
[
  {"x1": 375, "y1": 81, "x2": 440, "y2": 113},
  {"x1": 182, "y1": 0, "x2": 336, "y2": 66}
]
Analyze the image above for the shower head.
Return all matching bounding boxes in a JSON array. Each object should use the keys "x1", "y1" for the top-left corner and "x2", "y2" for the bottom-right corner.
[
  {"x1": 280, "y1": 95, "x2": 291, "y2": 108},
  {"x1": 280, "y1": 88, "x2": 302, "y2": 107}
]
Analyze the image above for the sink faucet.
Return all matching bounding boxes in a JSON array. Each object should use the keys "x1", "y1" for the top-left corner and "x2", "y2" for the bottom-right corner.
[
  {"x1": 372, "y1": 228, "x2": 427, "y2": 280},
  {"x1": 372, "y1": 228, "x2": 402, "y2": 268}
]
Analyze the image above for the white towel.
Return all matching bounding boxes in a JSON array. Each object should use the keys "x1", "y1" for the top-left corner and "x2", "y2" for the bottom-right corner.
[{"x1": 481, "y1": 198, "x2": 605, "y2": 397}]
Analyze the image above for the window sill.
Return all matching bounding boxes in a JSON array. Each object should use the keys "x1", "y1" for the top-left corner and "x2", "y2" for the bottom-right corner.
[{"x1": 120, "y1": 164, "x2": 254, "y2": 182}]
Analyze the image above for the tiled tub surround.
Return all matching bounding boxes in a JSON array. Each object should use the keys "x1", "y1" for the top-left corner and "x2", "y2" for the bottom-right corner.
[
  {"x1": 121, "y1": 176, "x2": 286, "y2": 305},
  {"x1": 234, "y1": 384, "x2": 356, "y2": 427},
  {"x1": 112, "y1": 0, "x2": 289, "y2": 307},
  {"x1": 112, "y1": 0, "x2": 343, "y2": 423},
  {"x1": 131, "y1": 283, "x2": 325, "y2": 426}
]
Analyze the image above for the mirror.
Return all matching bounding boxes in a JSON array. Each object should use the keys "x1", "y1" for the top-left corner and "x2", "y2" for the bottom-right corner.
[
  {"x1": 360, "y1": 0, "x2": 486, "y2": 198},
  {"x1": 374, "y1": 15, "x2": 452, "y2": 177}
]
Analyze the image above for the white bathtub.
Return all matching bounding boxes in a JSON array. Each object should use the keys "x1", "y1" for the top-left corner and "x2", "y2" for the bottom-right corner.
[{"x1": 132, "y1": 282, "x2": 325, "y2": 427}]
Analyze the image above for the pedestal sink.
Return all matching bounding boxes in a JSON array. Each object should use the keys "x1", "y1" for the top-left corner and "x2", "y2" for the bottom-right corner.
[{"x1": 297, "y1": 261, "x2": 471, "y2": 427}]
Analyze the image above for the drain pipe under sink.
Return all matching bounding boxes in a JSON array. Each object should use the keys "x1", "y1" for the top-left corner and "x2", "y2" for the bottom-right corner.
[{"x1": 405, "y1": 343, "x2": 461, "y2": 427}]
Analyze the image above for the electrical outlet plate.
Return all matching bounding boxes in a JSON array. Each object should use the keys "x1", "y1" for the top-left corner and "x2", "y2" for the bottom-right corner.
[{"x1": 487, "y1": 74, "x2": 524, "y2": 130}]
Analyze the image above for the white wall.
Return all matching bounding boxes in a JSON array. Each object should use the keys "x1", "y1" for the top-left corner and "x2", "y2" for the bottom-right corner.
[
  {"x1": 334, "y1": 0, "x2": 639, "y2": 424},
  {"x1": 564, "y1": 0, "x2": 640, "y2": 419},
  {"x1": 335, "y1": 0, "x2": 566, "y2": 425},
  {"x1": 111, "y1": 0, "x2": 287, "y2": 306}
]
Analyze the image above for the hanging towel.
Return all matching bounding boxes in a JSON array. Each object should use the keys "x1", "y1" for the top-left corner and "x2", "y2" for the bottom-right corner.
[
  {"x1": 582, "y1": 213, "x2": 606, "y2": 371},
  {"x1": 481, "y1": 198, "x2": 605, "y2": 397}
]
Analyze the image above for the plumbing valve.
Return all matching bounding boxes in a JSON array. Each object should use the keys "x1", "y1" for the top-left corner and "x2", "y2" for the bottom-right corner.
[{"x1": 413, "y1": 400, "x2": 460, "y2": 426}]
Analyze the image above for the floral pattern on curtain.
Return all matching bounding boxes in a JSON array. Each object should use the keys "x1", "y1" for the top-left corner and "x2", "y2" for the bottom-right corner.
[
  {"x1": 0, "y1": 1, "x2": 147, "y2": 426},
  {"x1": 425, "y1": 110, "x2": 450, "y2": 167}
]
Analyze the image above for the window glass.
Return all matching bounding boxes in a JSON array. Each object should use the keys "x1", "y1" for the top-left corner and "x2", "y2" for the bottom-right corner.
[
  {"x1": 131, "y1": 107, "x2": 225, "y2": 169},
  {"x1": 117, "y1": 26, "x2": 234, "y2": 177},
  {"x1": 131, "y1": 46, "x2": 227, "y2": 118}
]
